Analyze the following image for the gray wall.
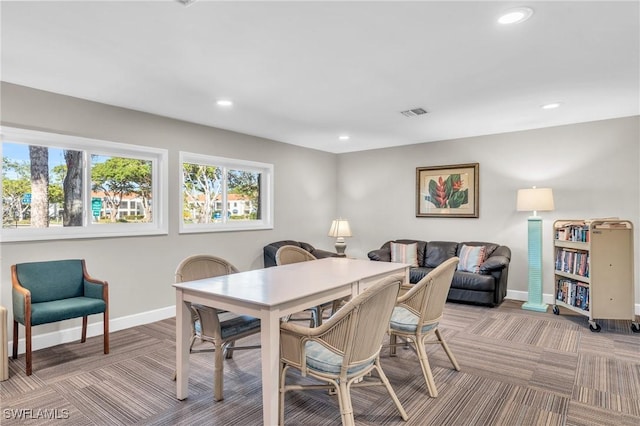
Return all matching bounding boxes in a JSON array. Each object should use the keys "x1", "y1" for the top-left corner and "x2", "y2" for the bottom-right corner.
[
  {"x1": 338, "y1": 116, "x2": 640, "y2": 306},
  {"x1": 2, "y1": 82, "x2": 639, "y2": 351},
  {"x1": 0, "y1": 83, "x2": 338, "y2": 340}
]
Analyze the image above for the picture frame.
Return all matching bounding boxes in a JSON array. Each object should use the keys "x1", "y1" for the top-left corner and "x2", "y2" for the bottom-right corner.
[{"x1": 416, "y1": 162, "x2": 479, "y2": 218}]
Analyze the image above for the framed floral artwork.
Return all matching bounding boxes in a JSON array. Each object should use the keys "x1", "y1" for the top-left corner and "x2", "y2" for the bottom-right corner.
[{"x1": 416, "y1": 163, "x2": 479, "y2": 218}]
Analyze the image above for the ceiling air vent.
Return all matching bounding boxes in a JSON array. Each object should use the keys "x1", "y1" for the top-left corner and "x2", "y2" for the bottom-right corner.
[{"x1": 400, "y1": 108, "x2": 428, "y2": 117}]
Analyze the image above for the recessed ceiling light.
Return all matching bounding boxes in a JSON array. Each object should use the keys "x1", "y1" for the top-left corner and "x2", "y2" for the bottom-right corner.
[
  {"x1": 498, "y1": 7, "x2": 534, "y2": 25},
  {"x1": 339, "y1": 135, "x2": 350, "y2": 141},
  {"x1": 541, "y1": 102, "x2": 562, "y2": 110},
  {"x1": 216, "y1": 100, "x2": 233, "y2": 107}
]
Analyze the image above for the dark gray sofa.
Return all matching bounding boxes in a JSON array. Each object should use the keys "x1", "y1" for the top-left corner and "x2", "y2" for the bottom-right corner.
[
  {"x1": 368, "y1": 239, "x2": 511, "y2": 307},
  {"x1": 263, "y1": 240, "x2": 339, "y2": 268}
]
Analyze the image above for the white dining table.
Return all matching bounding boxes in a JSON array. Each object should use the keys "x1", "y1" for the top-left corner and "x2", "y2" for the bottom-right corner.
[{"x1": 173, "y1": 256, "x2": 409, "y2": 426}]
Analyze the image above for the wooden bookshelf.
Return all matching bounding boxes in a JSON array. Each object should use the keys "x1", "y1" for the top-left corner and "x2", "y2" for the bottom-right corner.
[{"x1": 552, "y1": 219, "x2": 638, "y2": 332}]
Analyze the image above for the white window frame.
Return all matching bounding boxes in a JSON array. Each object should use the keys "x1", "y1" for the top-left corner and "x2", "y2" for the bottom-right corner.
[
  {"x1": 1, "y1": 126, "x2": 168, "y2": 242},
  {"x1": 179, "y1": 151, "x2": 273, "y2": 233}
]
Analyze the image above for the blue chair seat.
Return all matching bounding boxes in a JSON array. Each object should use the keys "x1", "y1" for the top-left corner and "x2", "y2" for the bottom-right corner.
[
  {"x1": 389, "y1": 306, "x2": 438, "y2": 334},
  {"x1": 194, "y1": 314, "x2": 260, "y2": 340},
  {"x1": 30, "y1": 297, "x2": 107, "y2": 326},
  {"x1": 304, "y1": 341, "x2": 373, "y2": 375}
]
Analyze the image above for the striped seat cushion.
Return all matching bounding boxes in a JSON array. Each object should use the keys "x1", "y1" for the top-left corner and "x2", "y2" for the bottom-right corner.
[
  {"x1": 304, "y1": 341, "x2": 373, "y2": 375},
  {"x1": 195, "y1": 314, "x2": 260, "y2": 340},
  {"x1": 389, "y1": 306, "x2": 438, "y2": 333}
]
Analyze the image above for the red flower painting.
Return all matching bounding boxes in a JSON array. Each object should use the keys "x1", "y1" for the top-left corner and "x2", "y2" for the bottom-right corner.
[{"x1": 426, "y1": 174, "x2": 468, "y2": 208}]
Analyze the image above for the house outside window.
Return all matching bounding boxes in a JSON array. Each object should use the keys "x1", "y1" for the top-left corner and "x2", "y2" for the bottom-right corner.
[
  {"x1": 180, "y1": 151, "x2": 273, "y2": 233},
  {"x1": 1, "y1": 127, "x2": 168, "y2": 241}
]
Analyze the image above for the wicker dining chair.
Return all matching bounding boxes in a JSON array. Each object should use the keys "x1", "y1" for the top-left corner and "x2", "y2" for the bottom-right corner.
[
  {"x1": 388, "y1": 256, "x2": 460, "y2": 398},
  {"x1": 172, "y1": 254, "x2": 260, "y2": 401},
  {"x1": 279, "y1": 276, "x2": 408, "y2": 426},
  {"x1": 275, "y1": 244, "x2": 317, "y2": 265},
  {"x1": 275, "y1": 245, "x2": 337, "y2": 327}
]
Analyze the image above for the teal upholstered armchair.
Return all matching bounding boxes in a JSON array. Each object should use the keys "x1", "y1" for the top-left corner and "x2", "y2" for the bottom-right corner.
[{"x1": 11, "y1": 259, "x2": 109, "y2": 375}]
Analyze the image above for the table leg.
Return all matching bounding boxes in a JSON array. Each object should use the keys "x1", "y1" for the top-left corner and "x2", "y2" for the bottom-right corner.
[
  {"x1": 176, "y1": 290, "x2": 191, "y2": 400},
  {"x1": 260, "y1": 310, "x2": 281, "y2": 426}
]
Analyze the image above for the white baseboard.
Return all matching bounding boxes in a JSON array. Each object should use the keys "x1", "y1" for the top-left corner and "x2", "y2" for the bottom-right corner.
[
  {"x1": 506, "y1": 289, "x2": 556, "y2": 304},
  {"x1": 9, "y1": 305, "x2": 176, "y2": 356},
  {"x1": 8, "y1": 293, "x2": 640, "y2": 356},
  {"x1": 506, "y1": 290, "x2": 640, "y2": 315}
]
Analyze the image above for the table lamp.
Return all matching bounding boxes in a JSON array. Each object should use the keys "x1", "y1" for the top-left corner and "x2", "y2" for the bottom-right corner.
[
  {"x1": 517, "y1": 187, "x2": 554, "y2": 312},
  {"x1": 328, "y1": 219, "x2": 352, "y2": 256}
]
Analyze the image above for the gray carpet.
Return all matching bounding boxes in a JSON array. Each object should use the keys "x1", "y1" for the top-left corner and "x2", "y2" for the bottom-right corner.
[{"x1": 1, "y1": 300, "x2": 639, "y2": 425}]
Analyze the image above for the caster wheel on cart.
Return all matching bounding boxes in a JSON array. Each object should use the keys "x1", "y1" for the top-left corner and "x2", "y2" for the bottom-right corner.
[
  {"x1": 589, "y1": 323, "x2": 601, "y2": 333},
  {"x1": 552, "y1": 305, "x2": 559, "y2": 315},
  {"x1": 631, "y1": 323, "x2": 640, "y2": 333}
]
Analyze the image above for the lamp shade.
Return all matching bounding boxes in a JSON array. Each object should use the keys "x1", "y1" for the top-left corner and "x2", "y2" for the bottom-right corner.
[
  {"x1": 328, "y1": 219, "x2": 352, "y2": 238},
  {"x1": 516, "y1": 188, "x2": 554, "y2": 212}
]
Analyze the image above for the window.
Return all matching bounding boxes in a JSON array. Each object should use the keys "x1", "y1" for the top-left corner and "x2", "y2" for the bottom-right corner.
[
  {"x1": 180, "y1": 151, "x2": 273, "y2": 233},
  {"x1": 1, "y1": 127, "x2": 168, "y2": 241}
]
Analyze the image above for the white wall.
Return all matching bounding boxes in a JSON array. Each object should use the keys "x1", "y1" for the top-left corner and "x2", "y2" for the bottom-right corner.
[
  {"x1": 338, "y1": 116, "x2": 640, "y2": 309},
  {"x1": 2, "y1": 82, "x2": 639, "y2": 355},
  {"x1": 0, "y1": 83, "x2": 339, "y2": 351}
]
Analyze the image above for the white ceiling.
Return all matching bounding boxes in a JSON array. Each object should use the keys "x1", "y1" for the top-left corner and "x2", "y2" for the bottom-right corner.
[{"x1": 2, "y1": 1, "x2": 639, "y2": 153}]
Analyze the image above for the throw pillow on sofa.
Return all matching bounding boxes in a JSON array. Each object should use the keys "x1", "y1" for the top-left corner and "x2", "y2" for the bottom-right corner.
[
  {"x1": 390, "y1": 242, "x2": 418, "y2": 267},
  {"x1": 457, "y1": 244, "x2": 486, "y2": 273}
]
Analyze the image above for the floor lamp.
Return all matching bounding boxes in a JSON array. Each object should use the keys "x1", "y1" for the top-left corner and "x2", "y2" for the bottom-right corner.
[{"x1": 517, "y1": 187, "x2": 554, "y2": 312}]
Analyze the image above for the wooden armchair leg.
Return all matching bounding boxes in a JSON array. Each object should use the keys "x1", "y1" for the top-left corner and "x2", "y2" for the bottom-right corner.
[
  {"x1": 12, "y1": 321, "x2": 18, "y2": 359},
  {"x1": 25, "y1": 322, "x2": 32, "y2": 376},
  {"x1": 103, "y1": 311, "x2": 109, "y2": 354},
  {"x1": 81, "y1": 316, "x2": 88, "y2": 343}
]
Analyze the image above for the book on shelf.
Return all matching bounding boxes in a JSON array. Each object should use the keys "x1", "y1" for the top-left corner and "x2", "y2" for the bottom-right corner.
[
  {"x1": 555, "y1": 248, "x2": 589, "y2": 277},
  {"x1": 555, "y1": 278, "x2": 589, "y2": 311},
  {"x1": 555, "y1": 223, "x2": 590, "y2": 242},
  {"x1": 554, "y1": 248, "x2": 589, "y2": 277}
]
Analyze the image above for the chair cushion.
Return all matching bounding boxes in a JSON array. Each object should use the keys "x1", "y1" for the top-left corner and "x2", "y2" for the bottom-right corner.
[
  {"x1": 425, "y1": 242, "x2": 458, "y2": 268},
  {"x1": 389, "y1": 306, "x2": 438, "y2": 334},
  {"x1": 16, "y1": 260, "x2": 84, "y2": 303},
  {"x1": 30, "y1": 297, "x2": 106, "y2": 326},
  {"x1": 451, "y1": 271, "x2": 496, "y2": 292},
  {"x1": 390, "y1": 242, "x2": 418, "y2": 267},
  {"x1": 409, "y1": 267, "x2": 434, "y2": 284},
  {"x1": 304, "y1": 341, "x2": 373, "y2": 375},
  {"x1": 219, "y1": 315, "x2": 260, "y2": 339}
]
